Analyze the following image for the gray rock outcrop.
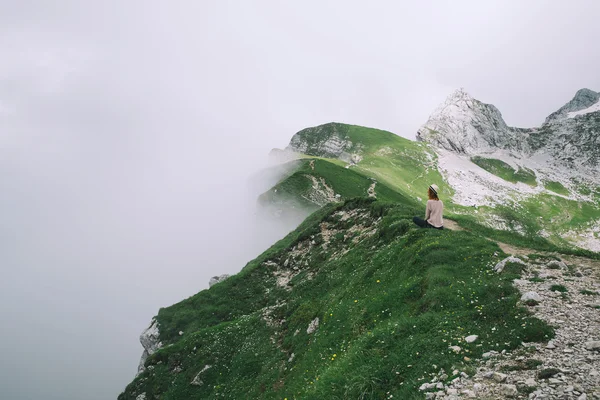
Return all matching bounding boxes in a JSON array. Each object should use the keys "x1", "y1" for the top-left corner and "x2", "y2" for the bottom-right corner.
[
  {"x1": 287, "y1": 123, "x2": 363, "y2": 164},
  {"x1": 137, "y1": 318, "x2": 162, "y2": 375}
]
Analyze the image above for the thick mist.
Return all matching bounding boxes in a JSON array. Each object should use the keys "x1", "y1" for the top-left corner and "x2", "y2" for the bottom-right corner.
[
  {"x1": 2, "y1": 1, "x2": 600, "y2": 399},
  {"x1": 0, "y1": 108, "x2": 305, "y2": 400}
]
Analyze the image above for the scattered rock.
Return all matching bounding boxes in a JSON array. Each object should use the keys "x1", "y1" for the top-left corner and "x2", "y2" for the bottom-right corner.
[
  {"x1": 191, "y1": 365, "x2": 212, "y2": 386},
  {"x1": 492, "y1": 372, "x2": 507, "y2": 383},
  {"x1": 493, "y1": 256, "x2": 526, "y2": 273},
  {"x1": 521, "y1": 291, "x2": 542, "y2": 303},
  {"x1": 547, "y1": 260, "x2": 568, "y2": 270},
  {"x1": 464, "y1": 335, "x2": 478, "y2": 343},
  {"x1": 500, "y1": 384, "x2": 518, "y2": 397},
  {"x1": 585, "y1": 341, "x2": 600, "y2": 351},
  {"x1": 449, "y1": 345, "x2": 462, "y2": 353},
  {"x1": 306, "y1": 317, "x2": 319, "y2": 334},
  {"x1": 525, "y1": 377, "x2": 537, "y2": 386}
]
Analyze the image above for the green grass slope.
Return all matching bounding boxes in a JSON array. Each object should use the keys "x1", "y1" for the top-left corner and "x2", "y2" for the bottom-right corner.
[
  {"x1": 471, "y1": 156, "x2": 537, "y2": 186},
  {"x1": 120, "y1": 199, "x2": 554, "y2": 400},
  {"x1": 258, "y1": 158, "x2": 416, "y2": 213},
  {"x1": 290, "y1": 123, "x2": 450, "y2": 202}
]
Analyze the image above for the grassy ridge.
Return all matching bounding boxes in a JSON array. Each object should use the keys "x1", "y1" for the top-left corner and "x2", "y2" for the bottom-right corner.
[
  {"x1": 120, "y1": 199, "x2": 554, "y2": 400},
  {"x1": 258, "y1": 158, "x2": 415, "y2": 211},
  {"x1": 290, "y1": 123, "x2": 451, "y2": 202}
]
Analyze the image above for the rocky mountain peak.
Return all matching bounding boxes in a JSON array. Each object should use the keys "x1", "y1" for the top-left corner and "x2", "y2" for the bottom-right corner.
[
  {"x1": 545, "y1": 88, "x2": 600, "y2": 124},
  {"x1": 416, "y1": 89, "x2": 517, "y2": 154},
  {"x1": 446, "y1": 87, "x2": 474, "y2": 102}
]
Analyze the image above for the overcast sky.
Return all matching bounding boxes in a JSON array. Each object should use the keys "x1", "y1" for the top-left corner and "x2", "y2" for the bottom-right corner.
[{"x1": 2, "y1": 1, "x2": 600, "y2": 399}]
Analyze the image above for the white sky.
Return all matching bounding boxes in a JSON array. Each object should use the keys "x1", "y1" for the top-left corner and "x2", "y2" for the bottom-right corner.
[{"x1": 1, "y1": 1, "x2": 599, "y2": 399}]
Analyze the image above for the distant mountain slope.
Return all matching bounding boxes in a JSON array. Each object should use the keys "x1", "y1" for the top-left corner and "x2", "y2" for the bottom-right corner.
[
  {"x1": 416, "y1": 88, "x2": 600, "y2": 194},
  {"x1": 414, "y1": 88, "x2": 600, "y2": 251}
]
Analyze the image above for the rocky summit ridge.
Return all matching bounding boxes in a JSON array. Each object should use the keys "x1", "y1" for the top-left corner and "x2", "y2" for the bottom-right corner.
[
  {"x1": 417, "y1": 88, "x2": 600, "y2": 168},
  {"x1": 416, "y1": 88, "x2": 524, "y2": 155}
]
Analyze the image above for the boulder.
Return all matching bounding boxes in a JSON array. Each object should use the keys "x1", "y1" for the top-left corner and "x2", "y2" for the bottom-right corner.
[
  {"x1": 500, "y1": 384, "x2": 518, "y2": 397},
  {"x1": 465, "y1": 335, "x2": 478, "y2": 343},
  {"x1": 521, "y1": 291, "x2": 542, "y2": 303},
  {"x1": 585, "y1": 341, "x2": 600, "y2": 351},
  {"x1": 493, "y1": 256, "x2": 526, "y2": 273}
]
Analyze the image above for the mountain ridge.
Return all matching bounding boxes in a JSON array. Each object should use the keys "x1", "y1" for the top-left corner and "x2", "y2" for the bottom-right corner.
[{"x1": 120, "y1": 88, "x2": 600, "y2": 400}]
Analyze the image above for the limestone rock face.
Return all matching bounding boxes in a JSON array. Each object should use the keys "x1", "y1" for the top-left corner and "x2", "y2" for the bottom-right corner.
[
  {"x1": 137, "y1": 318, "x2": 162, "y2": 375},
  {"x1": 416, "y1": 88, "x2": 527, "y2": 155},
  {"x1": 306, "y1": 317, "x2": 319, "y2": 334},
  {"x1": 287, "y1": 123, "x2": 362, "y2": 164}
]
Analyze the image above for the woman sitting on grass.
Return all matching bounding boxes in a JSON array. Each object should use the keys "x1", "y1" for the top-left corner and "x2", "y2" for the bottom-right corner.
[{"x1": 413, "y1": 184, "x2": 443, "y2": 230}]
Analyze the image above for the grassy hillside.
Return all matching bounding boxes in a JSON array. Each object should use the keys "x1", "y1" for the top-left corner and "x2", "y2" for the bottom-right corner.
[
  {"x1": 470, "y1": 156, "x2": 537, "y2": 186},
  {"x1": 289, "y1": 123, "x2": 451, "y2": 202},
  {"x1": 258, "y1": 158, "x2": 416, "y2": 213},
  {"x1": 120, "y1": 199, "x2": 555, "y2": 400}
]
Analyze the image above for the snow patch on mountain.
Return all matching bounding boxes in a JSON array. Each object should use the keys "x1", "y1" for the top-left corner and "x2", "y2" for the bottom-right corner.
[
  {"x1": 567, "y1": 99, "x2": 600, "y2": 118},
  {"x1": 545, "y1": 88, "x2": 600, "y2": 123}
]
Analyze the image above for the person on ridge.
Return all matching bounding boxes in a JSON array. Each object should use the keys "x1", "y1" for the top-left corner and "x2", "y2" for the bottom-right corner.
[{"x1": 413, "y1": 184, "x2": 444, "y2": 230}]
